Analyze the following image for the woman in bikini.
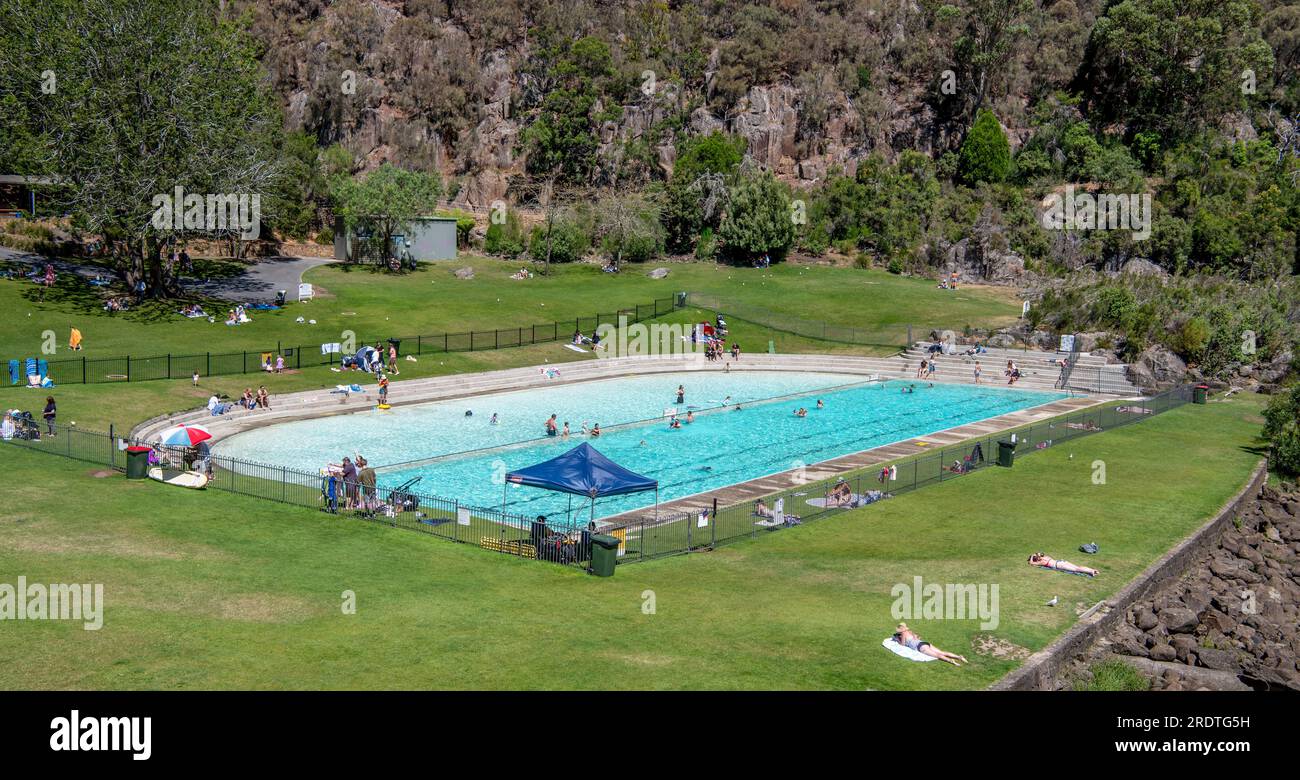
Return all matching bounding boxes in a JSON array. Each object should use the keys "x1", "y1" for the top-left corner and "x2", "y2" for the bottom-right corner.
[
  {"x1": 1028, "y1": 552, "x2": 1098, "y2": 577},
  {"x1": 893, "y1": 623, "x2": 967, "y2": 666}
]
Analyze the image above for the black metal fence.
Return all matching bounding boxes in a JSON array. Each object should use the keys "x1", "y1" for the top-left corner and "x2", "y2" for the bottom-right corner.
[
  {"x1": 602, "y1": 384, "x2": 1194, "y2": 564},
  {"x1": 3, "y1": 384, "x2": 1194, "y2": 569},
  {"x1": 684, "y1": 291, "x2": 917, "y2": 347},
  {"x1": 19, "y1": 296, "x2": 680, "y2": 386}
]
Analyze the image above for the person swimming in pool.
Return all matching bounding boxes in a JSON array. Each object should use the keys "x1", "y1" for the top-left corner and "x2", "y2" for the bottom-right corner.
[
  {"x1": 561, "y1": 421, "x2": 570, "y2": 439},
  {"x1": 545, "y1": 414, "x2": 558, "y2": 436},
  {"x1": 490, "y1": 413, "x2": 499, "y2": 425},
  {"x1": 669, "y1": 416, "x2": 682, "y2": 429},
  {"x1": 590, "y1": 423, "x2": 601, "y2": 437},
  {"x1": 794, "y1": 407, "x2": 807, "y2": 417},
  {"x1": 685, "y1": 411, "x2": 695, "y2": 424},
  {"x1": 893, "y1": 623, "x2": 967, "y2": 666},
  {"x1": 1028, "y1": 552, "x2": 1098, "y2": 577},
  {"x1": 816, "y1": 399, "x2": 824, "y2": 409},
  {"x1": 675, "y1": 385, "x2": 685, "y2": 404}
]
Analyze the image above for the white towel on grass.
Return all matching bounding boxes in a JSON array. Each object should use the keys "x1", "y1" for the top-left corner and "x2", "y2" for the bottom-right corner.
[{"x1": 882, "y1": 637, "x2": 936, "y2": 662}]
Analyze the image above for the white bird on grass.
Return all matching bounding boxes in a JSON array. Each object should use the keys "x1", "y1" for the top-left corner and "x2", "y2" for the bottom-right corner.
[{"x1": 1045, "y1": 596, "x2": 1058, "y2": 607}]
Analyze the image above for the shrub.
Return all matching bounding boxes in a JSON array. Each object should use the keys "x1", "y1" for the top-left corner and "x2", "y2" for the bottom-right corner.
[
  {"x1": 959, "y1": 109, "x2": 1011, "y2": 184},
  {"x1": 529, "y1": 217, "x2": 590, "y2": 264},
  {"x1": 887, "y1": 257, "x2": 904, "y2": 274},
  {"x1": 1263, "y1": 385, "x2": 1300, "y2": 476},
  {"x1": 485, "y1": 212, "x2": 526, "y2": 258}
]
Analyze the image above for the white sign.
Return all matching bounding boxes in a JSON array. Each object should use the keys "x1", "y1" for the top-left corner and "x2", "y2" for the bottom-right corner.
[
  {"x1": 1059, "y1": 334, "x2": 1075, "y2": 353},
  {"x1": 298, "y1": 283, "x2": 314, "y2": 301},
  {"x1": 456, "y1": 508, "x2": 471, "y2": 526}
]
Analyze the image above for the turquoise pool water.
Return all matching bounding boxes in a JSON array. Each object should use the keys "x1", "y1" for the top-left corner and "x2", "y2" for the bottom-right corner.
[{"x1": 212, "y1": 371, "x2": 1064, "y2": 520}]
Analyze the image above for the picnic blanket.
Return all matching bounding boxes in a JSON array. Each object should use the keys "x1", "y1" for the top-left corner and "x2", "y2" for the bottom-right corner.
[
  {"x1": 882, "y1": 637, "x2": 936, "y2": 662},
  {"x1": 563, "y1": 344, "x2": 587, "y2": 353}
]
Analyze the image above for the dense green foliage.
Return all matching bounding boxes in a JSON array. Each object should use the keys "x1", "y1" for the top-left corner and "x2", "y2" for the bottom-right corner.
[
  {"x1": 718, "y1": 170, "x2": 796, "y2": 262},
  {"x1": 1263, "y1": 384, "x2": 1300, "y2": 475},
  {"x1": 959, "y1": 109, "x2": 1012, "y2": 184}
]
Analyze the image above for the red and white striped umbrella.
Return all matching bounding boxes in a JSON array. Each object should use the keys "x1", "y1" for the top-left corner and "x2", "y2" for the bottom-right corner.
[{"x1": 156, "y1": 424, "x2": 213, "y2": 448}]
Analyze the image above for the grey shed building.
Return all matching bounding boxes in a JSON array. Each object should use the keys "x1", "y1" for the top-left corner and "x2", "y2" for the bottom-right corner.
[{"x1": 334, "y1": 215, "x2": 458, "y2": 263}]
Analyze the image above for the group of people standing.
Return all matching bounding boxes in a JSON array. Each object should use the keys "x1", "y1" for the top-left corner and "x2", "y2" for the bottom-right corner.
[{"x1": 322, "y1": 455, "x2": 378, "y2": 514}]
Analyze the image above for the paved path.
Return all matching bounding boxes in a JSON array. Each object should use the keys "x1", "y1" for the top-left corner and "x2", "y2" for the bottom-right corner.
[
  {"x1": 180, "y1": 256, "x2": 336, "y2": 302},
  {"x1": 1, "y1": 245, "x2": 335, "y2": 303}
]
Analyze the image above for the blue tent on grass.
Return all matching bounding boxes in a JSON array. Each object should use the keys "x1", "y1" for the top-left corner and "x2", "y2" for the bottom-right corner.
[{"x1": 504, "y1": 442, "x2": 658, "y2": 524}]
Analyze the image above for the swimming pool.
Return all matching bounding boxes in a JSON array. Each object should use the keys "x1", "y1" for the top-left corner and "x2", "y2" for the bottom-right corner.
[{"x1": 212, "y1": 371, "x2": 1065, "y2": 520}]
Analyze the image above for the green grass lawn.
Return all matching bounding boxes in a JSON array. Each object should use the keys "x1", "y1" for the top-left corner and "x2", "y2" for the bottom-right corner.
[
  {"x1": 0, "y1": 394, "x2": 1264, "y2": 690},
  {"x1": 0, "y1": 257, "x2": 1019, "y2": 361}
]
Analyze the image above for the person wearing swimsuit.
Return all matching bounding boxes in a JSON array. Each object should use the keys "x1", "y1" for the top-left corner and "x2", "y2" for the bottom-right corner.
[
  {"x1": 1028, "y1": 552, "x2": 1098, "y2": 577},
  {"x1": 893, "y1": 623, "x2": 967, "y2": 666}
]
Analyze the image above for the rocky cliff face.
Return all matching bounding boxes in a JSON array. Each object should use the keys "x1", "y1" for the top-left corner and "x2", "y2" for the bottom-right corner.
[{"x1": 240, "y1": 0, "x2": 1010, "y2": 207}]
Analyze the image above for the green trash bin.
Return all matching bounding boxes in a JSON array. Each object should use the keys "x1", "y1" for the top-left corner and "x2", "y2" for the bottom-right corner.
[
  {"x1": 1193, "y1": 384, "x2": 1208, "y2": 404},
  {"x1": 996, "y1": 440, "x2": 1016, "y2": 468},
  {"x1": 125, "y1": 446, "x2": 152, "y2": 479},
  {"x1": 589, "y1": 534, "x2": 620, "y2": 577}
]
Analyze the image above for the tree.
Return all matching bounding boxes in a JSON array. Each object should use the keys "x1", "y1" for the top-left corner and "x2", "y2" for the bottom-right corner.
[
  {"x1": 718, "y1": 170, "x2": 795, "y2": 262},
  {"x1": 0, "y1": 0, "x2": 284, "y2": 296},
  {"x1": 595, "y1": 193, "x2": 664, "y2": 269},
  {"x1": 331, "y1": 163, "x2": 442, "y2": 270},
  {"x1": 951, "y1": 0, "x2": 1033, "y2": 117},
  {"x1": 959, "y1": 109, "x2": 1012, "y2": 184},
  {"x1": 1082, "y1": 0, "x2": 1275, "y2": 138},
  {"x1": 661, "y1": 132, "x2": 743, "y2": 254},
  {"x1": 520, "y1": 34, "x2": 618, "y2": 184}
]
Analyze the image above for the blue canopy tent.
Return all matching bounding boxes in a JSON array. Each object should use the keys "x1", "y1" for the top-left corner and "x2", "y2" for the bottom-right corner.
[{"x1": 504, "y1": 442, "x2": 659, "y2": 526}]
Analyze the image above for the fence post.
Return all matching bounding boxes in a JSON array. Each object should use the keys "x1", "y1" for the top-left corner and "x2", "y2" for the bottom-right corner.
[
  {"x1": 126, "y1": 356, "x2": 130, "y2": 382},
  {"x1": 242, "y1": 351, "x2": 246, "y2": 373},
  {"x1": 206, "y1": 352, "x2": 210, "y2": 376},
  {"x1": 686, "y1": 511, "x2": 692, "y2": 551},
  {"x1": 167, "y1": 353, "x2": 172, "y2": 379},
  {"x1": 82, "y1": 356, "x2": 86, "y2": 384},
  {"x1": 711, "y1": 498, "x2": 717, "y2": 546},
  {"x1": 417, "y1": 335, "x2": 421, "y2": 355}
]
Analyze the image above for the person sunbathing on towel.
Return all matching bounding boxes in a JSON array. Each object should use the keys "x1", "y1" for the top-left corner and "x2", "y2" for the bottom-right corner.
[
  {"x1": 755, "y1": 498, "x2": 774, "y2": 518},
  {"x1": 893, "y1": 623, "x2": 967, "y2": 666},
  {"x1": 1028, "y1": 552, "x2": 1098, "y2": 577}
]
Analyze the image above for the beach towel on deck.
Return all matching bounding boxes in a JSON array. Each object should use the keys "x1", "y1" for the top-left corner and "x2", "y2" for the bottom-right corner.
[{"x1": 882, "y1": 637, "x2": 936, "y2": 662}]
